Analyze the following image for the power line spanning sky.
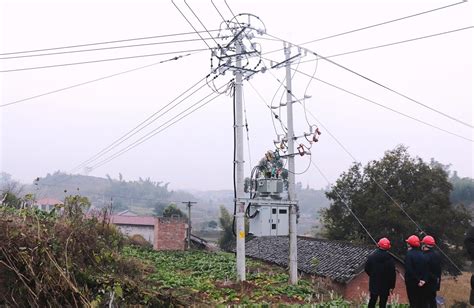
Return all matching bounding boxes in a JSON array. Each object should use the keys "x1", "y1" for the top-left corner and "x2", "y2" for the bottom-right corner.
[{"x1": 1, "y1": 0, "x2": 472, "y2": 191}]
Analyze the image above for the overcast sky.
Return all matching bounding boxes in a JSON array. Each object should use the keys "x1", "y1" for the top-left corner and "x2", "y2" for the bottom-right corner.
[{"x1": 1, "y1": 0, "x2": 473, "y2": 192}]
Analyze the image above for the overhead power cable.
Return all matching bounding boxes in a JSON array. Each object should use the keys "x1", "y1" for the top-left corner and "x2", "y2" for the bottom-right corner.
[
  {"x1": 0, "y1": 29, "x2": 221, "y2": 56},
  {"x1": 298, "y1": 26, "x2": 474, "y2": 63},
  {"x1": 304, "y1": 109, "x2": 462, "y2": 273},
  {"x1": 88, "y1": 86, "x2": 227, "y2": 172},
  {"x1": 262, "y1": 31, "x2": 474, "y2": 130},
  {"x1": 291, "y1": 67, "x2": 473, "y2": 143},
  {"x1": 0, "y1": 36, "x2": 223, "y2": 60},
  {"x1": 261, "y1": 0, "x2": 468, "y2": 56},
  {"x1": 171, "y1": 0, "x2": 212, "y2": 50},
  {"x1": 71, "y1": 73, "x2": 213, "y2": 173},
  {"x1": 0, "y1": 52, "x2": 199, "y2": 108},
  {"x1": 184, "y1": 0, "x2": 222, "y2": 48},
  {"x1": 0, "y1": 48, "x2": 208, "y2": 73},
  {"x1": 311, "y1": 161, "x2": 377, "y2": 244}
]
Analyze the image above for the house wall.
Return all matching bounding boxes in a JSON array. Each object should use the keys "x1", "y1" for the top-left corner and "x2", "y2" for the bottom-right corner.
[
  {"x1": 154, "y1": 217, "x2": 187, "y2": 251},
  {"x1": 115, "y1": 224, "x2": 155, "y2": 244},
  {"x1": 344, "y1": 263, "x2": 408, "y2": 304}
]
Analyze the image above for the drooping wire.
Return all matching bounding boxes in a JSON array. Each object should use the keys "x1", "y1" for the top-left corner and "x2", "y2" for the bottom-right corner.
[
  {"x1": 0, "y1": 29, "x2": 224, "y2": 56},
  {"x1": 0, "y1": 48, "x2": 208, "y2": 73},
  {"x1": 302, "y1": 55, "x2": 319, "y2": 127},
  {"x1": 1, "y1": 52, "x2": 200, "y2": 108},
  {"x1": 242, "y1": 86, "x2": 253, "y2": 174}
]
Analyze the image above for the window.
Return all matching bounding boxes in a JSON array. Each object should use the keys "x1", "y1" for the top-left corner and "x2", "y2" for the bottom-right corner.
[
  {"x1": 272, "y1": 208, "x2": 277, "y2": 214},
  {"x1": 279, "y1": 209, "x2": 287, "y2": 214},
  {"x1": 272, "y1": 224, "x2": 277, "y2": 229}
]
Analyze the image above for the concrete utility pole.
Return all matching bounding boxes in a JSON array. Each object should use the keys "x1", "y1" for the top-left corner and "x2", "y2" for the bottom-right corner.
[
  {"x1": 234, "y1": 32, "x2": 246, "y2": 282},
  {"x1": 285, "y1": 44, "x2": 298, "y2": 285},
  {"x1": 183, "y1": 201, "x2": 197, "y2": 250}
]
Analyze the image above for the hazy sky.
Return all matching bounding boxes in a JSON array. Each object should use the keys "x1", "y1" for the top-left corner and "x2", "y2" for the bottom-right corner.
[{"x1": 1, "y1": 0, "x2": 473, "y2": 192}]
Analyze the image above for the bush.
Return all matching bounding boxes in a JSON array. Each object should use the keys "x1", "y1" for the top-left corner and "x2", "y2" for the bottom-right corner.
[{"x1": 0, "y1": 196, "x2": 165, "y2": 307}]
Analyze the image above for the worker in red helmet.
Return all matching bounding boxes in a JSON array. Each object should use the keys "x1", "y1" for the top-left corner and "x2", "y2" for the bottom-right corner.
[
  {"x1": 404, "y1": 234, "x2": 428, "y2": 308},
  {"x1": 421, "y1": 235, "x2": 442, "y2": 308},
  {"x1": 364, "y1": 237, "x2": 396, "y2": 308}
]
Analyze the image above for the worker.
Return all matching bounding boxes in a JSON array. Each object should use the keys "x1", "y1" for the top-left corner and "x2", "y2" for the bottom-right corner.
[
  {"x1": 421, "y1": 235, "x2": 441, "y2": 308},
  {"x1": 465, "y1": 226, "x2": 474, "y2": 305},
  {"x1": 404, "y1": 234, "x2": 428, "y2": 308},
  {"x1": 364, "y1": 237, "x2": 396, "y2": 308}
]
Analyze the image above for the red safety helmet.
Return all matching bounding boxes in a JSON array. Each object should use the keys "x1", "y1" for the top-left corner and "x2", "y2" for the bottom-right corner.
[
  {"x1": 406, "y1": 235, "x2": 420, "y2": 247},
  {"x1": 422, "y1": 235, "x2": 436, "y2": 246},
  {"x1": 377, "y1": 237, "x2": 391, "y2": 250}
]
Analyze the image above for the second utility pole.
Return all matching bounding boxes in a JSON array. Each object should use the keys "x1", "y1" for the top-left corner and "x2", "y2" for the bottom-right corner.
[{"x1": 285, "y1": 44, "x2": 298, "y2": 284}]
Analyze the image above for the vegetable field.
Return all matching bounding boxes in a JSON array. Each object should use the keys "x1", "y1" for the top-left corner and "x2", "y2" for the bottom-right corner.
[{"x1": 122, "y1": 247, "x2": 347, "y2": 306}]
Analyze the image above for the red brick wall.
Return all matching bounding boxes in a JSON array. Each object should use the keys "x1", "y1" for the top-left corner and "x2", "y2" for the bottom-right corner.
[
  {"x1": 154, "y1": 217, "x2": 187, "y2": 251},
  {"x1": 344, "y1": 263, "x2": 408, "y2": 304}
]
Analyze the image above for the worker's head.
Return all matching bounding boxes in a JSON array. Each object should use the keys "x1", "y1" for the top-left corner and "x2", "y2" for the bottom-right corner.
[
  {"x1": 405, "y1": 235, "x2": 420, "y2": 248},
  {"x1": 377, "y1": 237, "x2": 391, "y2": 250},
  {"x1": 421, "y1": 235, "x2": 436, "y2": 250}
]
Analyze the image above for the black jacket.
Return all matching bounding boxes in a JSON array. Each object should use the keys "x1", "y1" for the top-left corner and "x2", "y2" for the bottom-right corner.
[
  {"x1": 423, "y1": 249, "x2": 442, "y2": 291},
  {"x1": 404, "y1": 248, "x2": 428, "y2": 285},
  {"x1": 465, "y1": 226, "x2": 474, "y2": 260},
  {"x1": 364, "y1": 249, "x2": 396, "y2": 295}
]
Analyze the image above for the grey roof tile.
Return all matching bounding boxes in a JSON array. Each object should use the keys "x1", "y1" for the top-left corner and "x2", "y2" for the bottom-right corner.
[{"x1": 245, "y1": 236, "x2": 376, "y2": 283}]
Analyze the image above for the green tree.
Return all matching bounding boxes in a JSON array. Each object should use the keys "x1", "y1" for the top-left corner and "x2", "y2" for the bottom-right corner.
[
  {"x1": 218, "y1": 206, "x2": 235, "y2": 250},
  {"x1": 208, "y1": 220, "x2": 218, "y2": 229},
  {"x1": 162, "y1": 204, "x2": 186, "y2": 218},
  {"x1": 321, "y1": 145, "x2": 471, "y2": 272}
]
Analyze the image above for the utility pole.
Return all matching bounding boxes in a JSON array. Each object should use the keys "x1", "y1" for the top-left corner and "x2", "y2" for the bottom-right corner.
[
  {"x1": 285, "y1": 43, "x2": 298, "y2": 284},
  {"x1": 234, "y1": 31, "x2": 246, "y2": 282},
  {"x1": 183, "y1": 201, "x2": 197, "y2": 250}
]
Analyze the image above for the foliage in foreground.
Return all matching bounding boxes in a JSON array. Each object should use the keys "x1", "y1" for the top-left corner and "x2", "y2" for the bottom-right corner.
[{"x1": 0, "y1": 197, "x2": 168, "y2": 307}]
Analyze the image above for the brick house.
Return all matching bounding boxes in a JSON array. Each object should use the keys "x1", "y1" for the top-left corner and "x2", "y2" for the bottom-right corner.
[
  {"x1": 245, "y1": 236, "x2": 408, "y2": 303},
  {"x1": 110, "y1": 214, "x2": 187, "y2": 251},
  {"x1": 33, "y1": 198, "x2": 63, "y2": 212}
]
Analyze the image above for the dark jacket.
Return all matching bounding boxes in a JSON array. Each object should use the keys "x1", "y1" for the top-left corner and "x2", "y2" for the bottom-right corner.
[
  {"x1": 364, "y1": 249, "x2": 396, "y2": 295},
  {"x1": 404, "y1": 248, "x2": 428, "y2": 286},
  {"x1": 465, "y1": 226, "x2": 474, "y2": 260},
  {"x1": 423, "y1": 249, "x2": 442, "y2": 291}
]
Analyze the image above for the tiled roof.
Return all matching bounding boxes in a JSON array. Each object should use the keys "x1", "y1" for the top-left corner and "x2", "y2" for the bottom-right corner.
[
  {"x1": 245, "y1": 236, "x2": 376, "y2": 283},
  {"x1": 110, "y1": 215, "x2": 155, "y2": 226}
]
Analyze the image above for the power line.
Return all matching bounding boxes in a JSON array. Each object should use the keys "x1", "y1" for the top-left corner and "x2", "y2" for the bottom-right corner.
[
  {"x1": 291, "y1": 67, "x2": 473, "y2": 142},
  {"x1": 294, "y1": 89, "x2": 463, "y2": 272},
  {"x1": 298, "y1": 26, "x2": 474, "y2": 64},
  {"x1": 70, "y1": 74, "x2": 214, "y2": 173},
  {"x1": 88, "y1": 87, "x2": 226, "y2": 172},
  {"x1": 0, "y1": 48, "x2": 208, "y2": 73},
  {"x1": 0, "y1": 36, "x2": 223, "y2": 60},
  {"x1": 184, "y1": 0, "x2": 222, "y2": 48},
  {"x1": 261, "y1": 0, "x2": 468, "y2": 56},
  {"x1": 311, "y1": 160, "x2": 377, "y2": 244},
  {"x1": 171, "y1": 0, "x2": 212, "y2": 50},
  {"x1": 0, "y1": 29, "x2": 221, "y2": 56},
  {"x1": 0, "y1": 52, "x2": 199, "y2": 108},
  {"x1": 263, "y1": 31, "x2": 474, "y2": 130}
]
